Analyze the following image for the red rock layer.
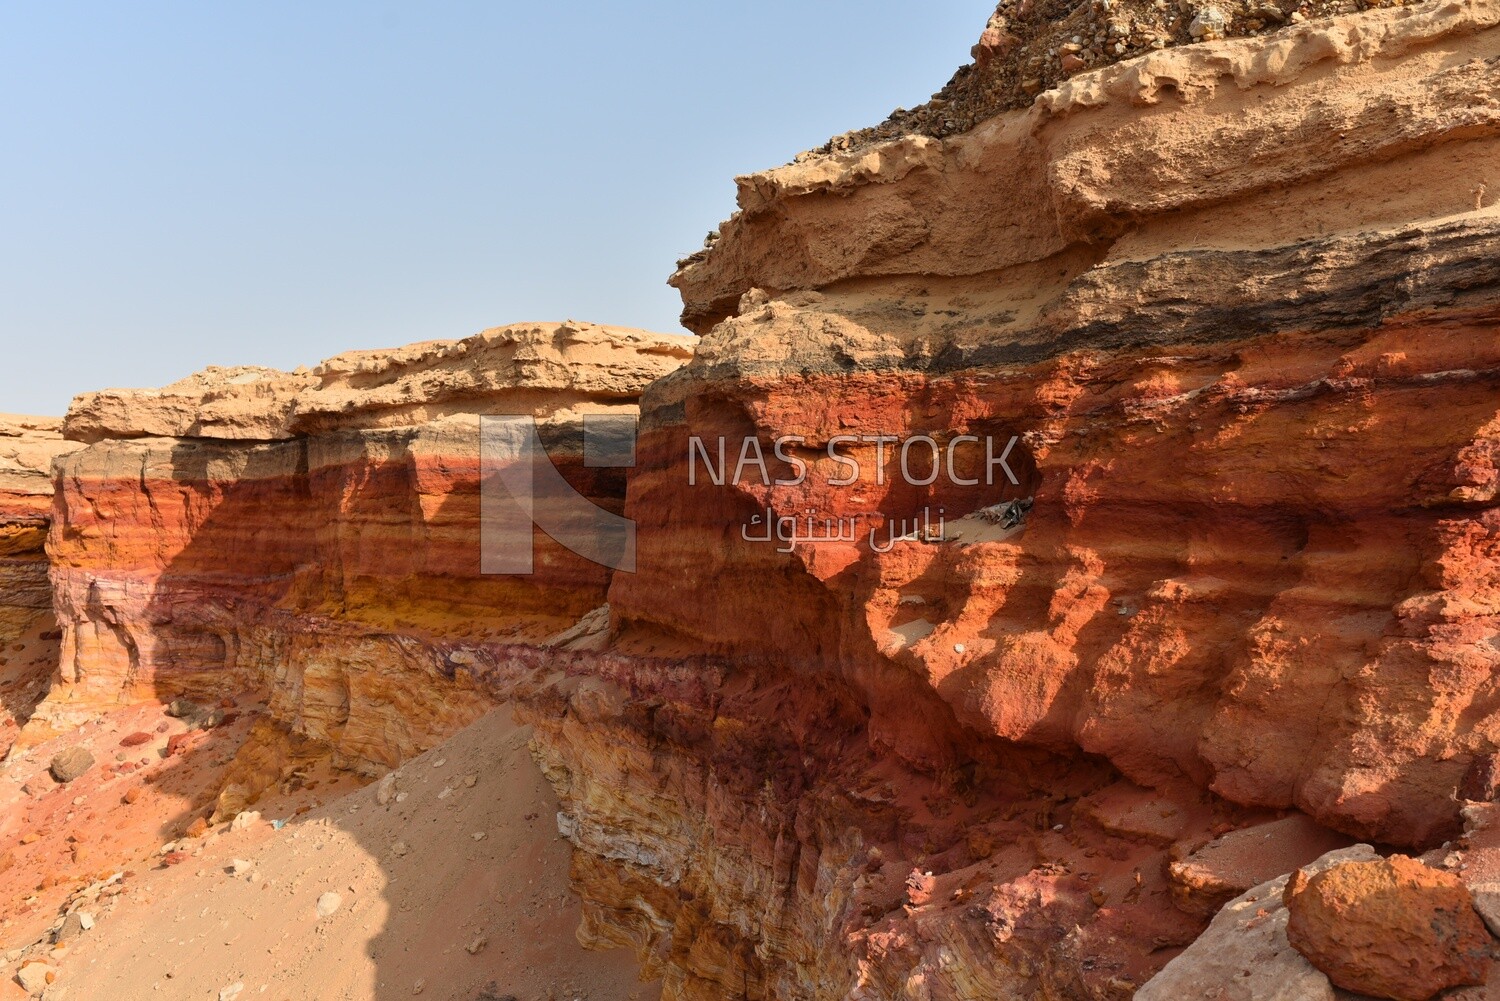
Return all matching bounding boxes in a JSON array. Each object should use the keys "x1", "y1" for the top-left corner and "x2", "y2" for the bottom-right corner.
[
  {"x1": 25, "y1": 4, "x2": 1500, "y2": 1000},
  {"x1": 33, "y1": 322, "x2": 692, "y2": 769}
]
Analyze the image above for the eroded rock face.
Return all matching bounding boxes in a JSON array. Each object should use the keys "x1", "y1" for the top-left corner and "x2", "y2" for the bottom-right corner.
[
  {"x1": 35, "y1": 322, "x2": 693, "y2": 773},
  {"x1": 22, "y1": 1, "x2": 1500, "y2": 999},
  {"x1": 1284, "y1": 855, "x2": 1493, "y2": 1000},
  {"x1": 651, "y1": 0, "x2": 1500, "y2": 852},
  {"x1": 0, "y1": 416, "x2": 81, "y2": 748},
  {"x1": 547, "y1": 2, "x2": 1500, "y2": 994}
]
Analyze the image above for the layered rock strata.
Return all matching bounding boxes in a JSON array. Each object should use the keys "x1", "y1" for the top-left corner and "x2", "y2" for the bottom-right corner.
[
  {"x1": 36, "y1": 322, "x2": 692, "y2": 774},
  {"x1": 22, "y1": 0, "x2": 1500, "y2": 998},
  {"x1": 0, "y1": 416, "x2": 80, "y2": 745},
  {"x1": 576, "y1": 0, "x2": 1500, "y2": 995}
]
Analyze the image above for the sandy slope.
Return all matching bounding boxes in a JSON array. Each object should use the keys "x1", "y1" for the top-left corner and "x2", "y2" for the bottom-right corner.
[{"x1": 25, "y1": 710, "x2": 656, "y2": 1001}]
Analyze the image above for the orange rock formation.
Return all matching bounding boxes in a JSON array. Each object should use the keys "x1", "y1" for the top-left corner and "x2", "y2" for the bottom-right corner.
[{"x1": 8, "y1": 1, "x2": 1500, "y2": 998}]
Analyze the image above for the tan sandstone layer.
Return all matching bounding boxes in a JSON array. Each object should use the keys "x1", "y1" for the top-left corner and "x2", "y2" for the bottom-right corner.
[
  {"x1": 5, "y1": 1, "x2": 1500, "y2": 999},
  {"x1": 0, "y1": 418, "x2": 79, "y2": 750}
]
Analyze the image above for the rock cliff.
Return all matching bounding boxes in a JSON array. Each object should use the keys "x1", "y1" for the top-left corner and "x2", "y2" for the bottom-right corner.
[
  {"x1": 36, "y1": 322, "x2": 691, "y2": 779},
  {"x1": 13, "y1": 0, "x2": 1500, "y2": 998},
  {"x1": 0, "y1": 416, "x2": 80, "y2": 747}
]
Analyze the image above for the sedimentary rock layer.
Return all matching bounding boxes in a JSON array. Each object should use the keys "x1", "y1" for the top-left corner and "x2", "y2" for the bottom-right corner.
[
  {"x1": 37, "y1": 322, "x2": 692, "y2": 767},
  {"x1": 27, "y1": 1, "x2": 1500, "y2": 999},
  {"x1": 0, "y1": 416, "x2": 80, "y2": 746},
  {"x1": 557, "y1": 2, "x2": 1499, "y2": 996}
]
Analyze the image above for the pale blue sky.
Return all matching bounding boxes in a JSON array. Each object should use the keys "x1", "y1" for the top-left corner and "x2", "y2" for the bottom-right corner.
[{"x1": 1, "y1": 2, "x2": 981, "y2": 416}]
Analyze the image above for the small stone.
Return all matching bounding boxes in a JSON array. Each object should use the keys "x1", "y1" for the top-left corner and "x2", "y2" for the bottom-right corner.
[
  {"x1": 462, "y1": 774, "x2": 477, "y2": 789},
  {"x1": 1061, "y1": 53, "x2": 1086, "y2": 72},
  {"x1": 412, "y1": 979, "x2": 425, "y2": 995},
  {"x1": 228, "y1": 859, "x2": 253, "y2": 877},
  {"x1": 1188, "y1": 6, "x2": 1227, "y2": 39},
  {"x1": 76, "y1": 912, "x2": 94, "y2": 931},
  {"x1": 391, "y1": 840, "x2": 410, "y2": 858},
  {"x1": 465, "y1": 933, "x2": 487, "y2": 955},
  {"x1": 219, "y1": 984, "x2": 244, "y2": 1001},
  {"x1": 184, "y1": 817, "x2": 209, "y2": 839},
  {"x1": 122, "y1": 787, "x2": 141, "y2": 805},
  {"x1": 316, "y1": 891, "x2": 342, "y2": 918},
  {"x1": 16, "y1": 962, "x2": 53, "y2": 994},
  {"x1": 48, "y1": 748, "x2": 94, "y2": 784},
  {"x1": 230, "y1": 811, "x2": 260, "y2": 832},
  {"x1": 53, "y1": 913, "x2": 86, "y2": 943},
  {"x1": 118, "y1": 732, "x2": 152, "y2": 748},
  {"x1": 375, "y1": 773, "x2": 397, "y2": 806},
  {"x1": 165, "y1": 699, "x2": 202, "y2": 719},
  {"x1": 905, "y1": 869, "x2": 937, "y2": 906}
]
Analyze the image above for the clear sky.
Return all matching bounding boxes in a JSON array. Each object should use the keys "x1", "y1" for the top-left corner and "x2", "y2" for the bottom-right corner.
[{"x1": 0, "y1": 2, "x2": 983, "y2": 416}]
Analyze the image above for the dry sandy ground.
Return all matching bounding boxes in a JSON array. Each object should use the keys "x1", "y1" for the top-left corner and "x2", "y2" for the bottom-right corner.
[{"x1": 3, "y1": 710, "x2": 656, "y2": 1001}]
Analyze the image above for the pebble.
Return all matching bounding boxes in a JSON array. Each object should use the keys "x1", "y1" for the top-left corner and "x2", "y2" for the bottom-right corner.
[
  {"x1": 375, "y1": 773, "x2": 397, "y2": 806},
  {"x1": 316, "y1": 891, "x2": 342, "y2": 918},
  {"x1": 219, "y1": 983, "x2": 244, "y2": 1001},
  {"x1": 231, "y1": 811, "x2": 261, "y2": 832},
  {"x1": 228, "y1": 859, "x2": 253, "y2": 877}
]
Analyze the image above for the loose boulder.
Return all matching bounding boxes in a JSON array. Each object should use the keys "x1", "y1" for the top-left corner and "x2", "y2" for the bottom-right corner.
[
  {"x1": 49, "y1": 746, "x2": 95, "y2": 783},
  {"x1": 1283, "y1": 854, "x2": 1492, "y2": 1000}
]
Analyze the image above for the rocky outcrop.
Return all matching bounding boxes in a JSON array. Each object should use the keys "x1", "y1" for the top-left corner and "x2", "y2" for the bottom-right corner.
[
  {"x1": 18, "y1": 0, "x2": 1500, "y2": 998},
  {"x1": 657, "y1": 0, "x2": 1500, "y2": 850},
  {"x1": 35, "y1": 322, "x2": 692, "y2": 772},
  {"x1": 560, "y1": 1, "x2": 1498, "y2": 995},
  {"x1": 0, "y1": 416, "x2": 80, "y2": 746}
]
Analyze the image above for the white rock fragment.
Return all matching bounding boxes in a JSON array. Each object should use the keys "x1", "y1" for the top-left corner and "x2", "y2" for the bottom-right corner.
[
  {"x1": 1469, "y1": 881, "x2": 1500, "y2": 937},
  {"x1": 316, "y1": 891, "x2": 342, "y2": 919},
  {"x1": 1188, "y1": 5, "x2": 1226, "y2": 39},
  {"x1": 16, "y1": 962, "x2": 53, "y2": 994}
]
